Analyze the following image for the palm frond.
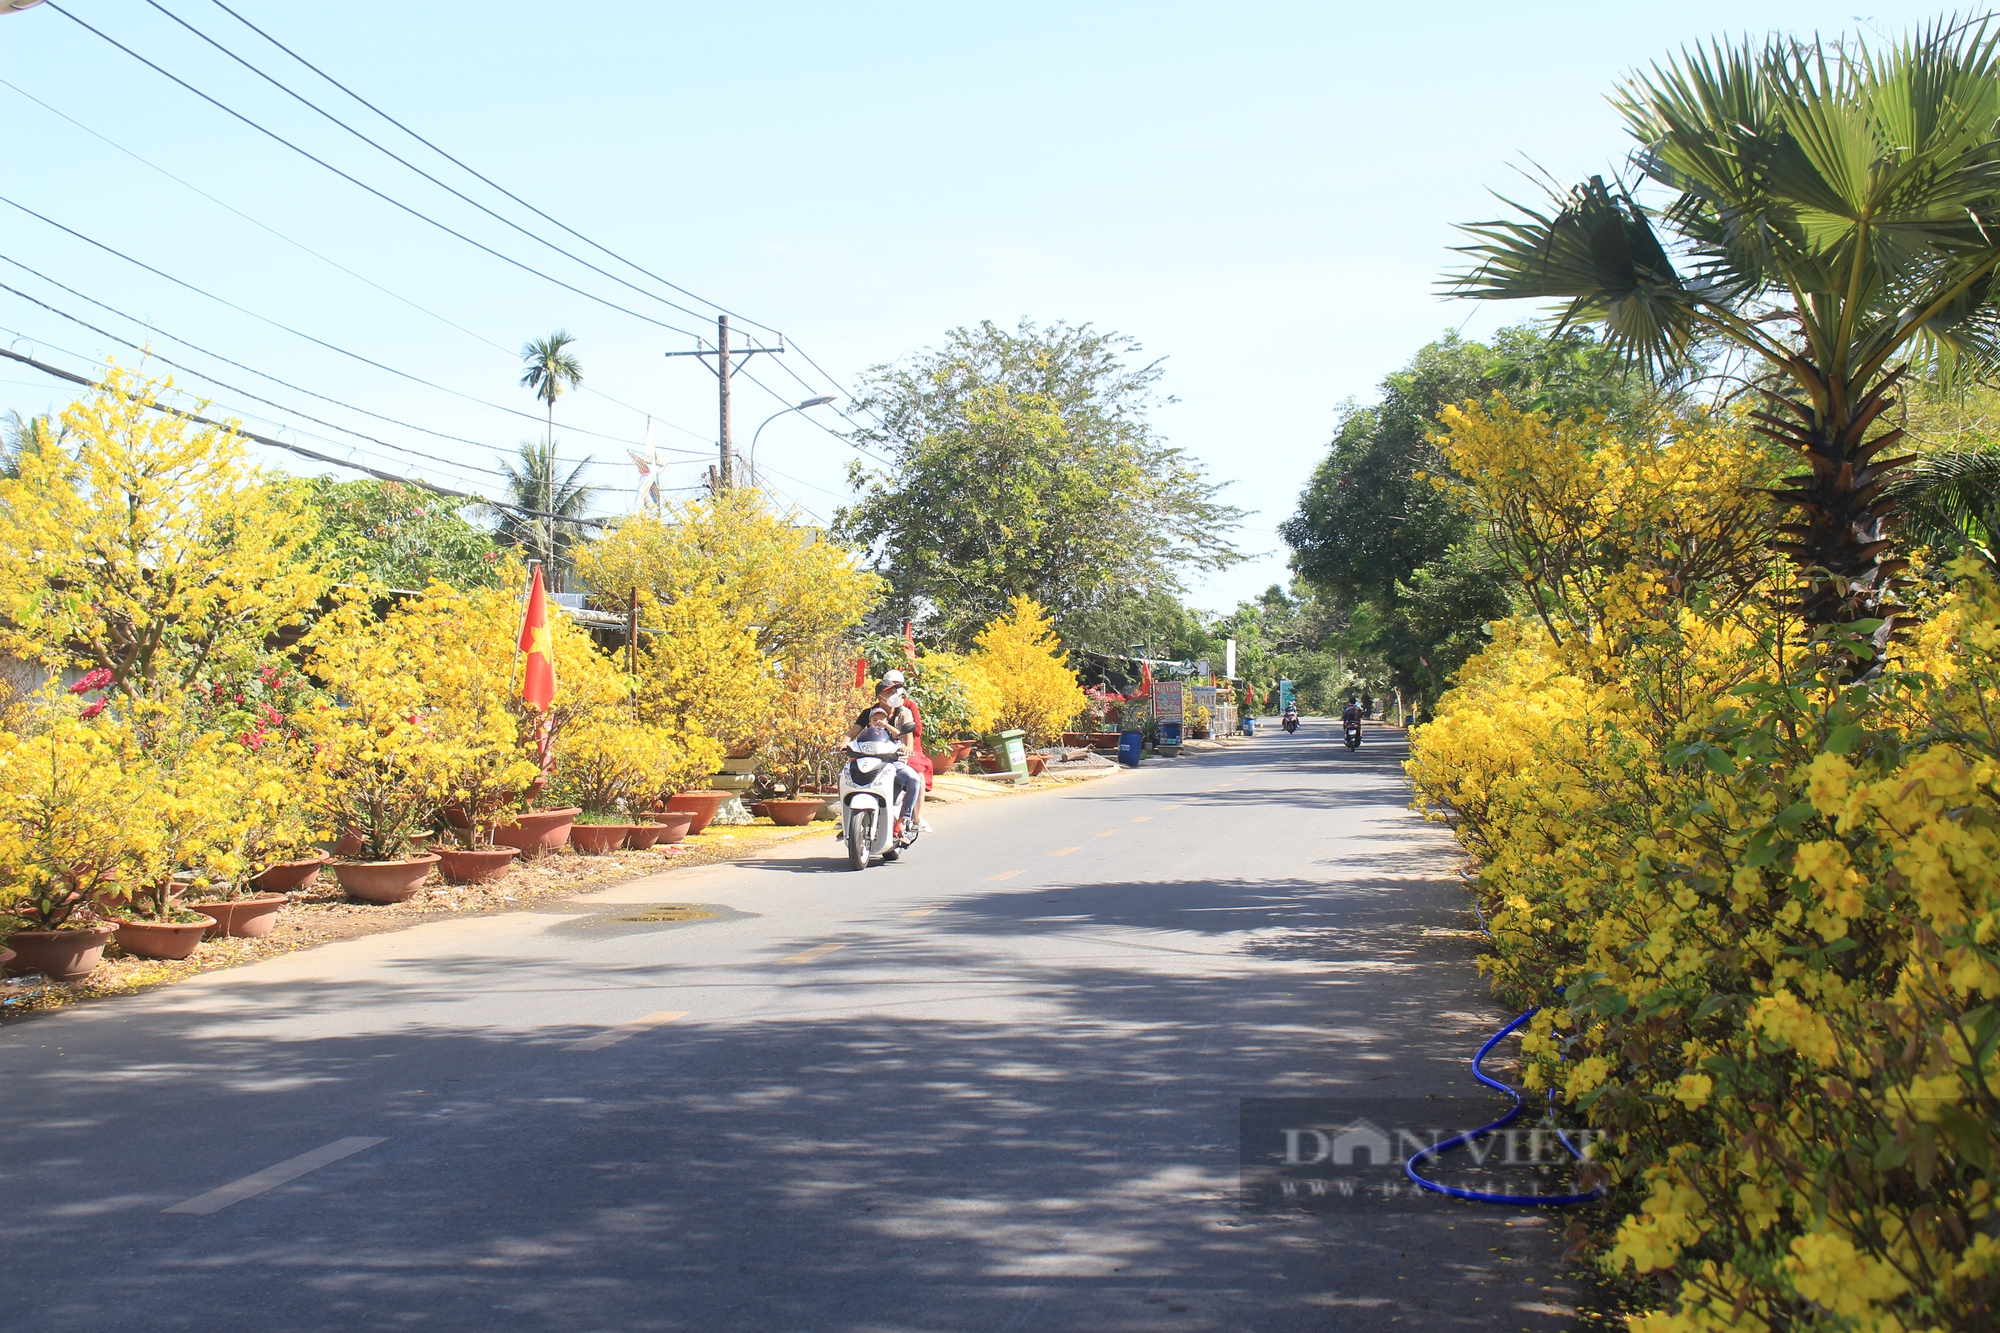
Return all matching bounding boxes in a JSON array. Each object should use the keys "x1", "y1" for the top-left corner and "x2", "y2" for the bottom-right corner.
[{"x1": 1885, "y1": 447, "x2": 2000, "y2": 562}]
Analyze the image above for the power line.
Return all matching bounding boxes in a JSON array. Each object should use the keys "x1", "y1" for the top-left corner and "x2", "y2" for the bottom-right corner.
[
  {"x1": 45, "y1": 2, "x2": 709, "y2": 341},
  {"x1": 0, "y1": 275, "x2": 517, "y2": 478},
  {"x1": 0, "y1": 344, "x2": 620, "y2": 529},
  {"x1": 140, "y1": 0, "x2": 734, "y2": 332},
  {"x1": 0, "y1": 194, "x2": 668, "y2": 454},
  {"x1": 0, "y1": 75, "x2": 715, "y2": 446},
  {"x1": 197, "y1": 0, "x2": 791, "y2": 344}
]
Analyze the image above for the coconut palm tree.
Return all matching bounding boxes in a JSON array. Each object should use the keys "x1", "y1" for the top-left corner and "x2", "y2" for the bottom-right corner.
[
  {"x1": 1450, "y1": 22, "x2": 2000, "y2": 634},
  {"x1": 494, "y1": 440, "x2": 596, "y2": 591},
  {"x1": 2, "y1": 408, "x2": 68, "y2": 479},
  {"x1": 520, "y1": 330, "x2": 583, "y2": 499}
]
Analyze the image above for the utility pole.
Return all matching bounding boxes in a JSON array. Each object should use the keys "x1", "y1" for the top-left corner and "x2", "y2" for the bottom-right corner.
[{"x1": 664, "y1": 315, "x2": 785, "y2": 491}]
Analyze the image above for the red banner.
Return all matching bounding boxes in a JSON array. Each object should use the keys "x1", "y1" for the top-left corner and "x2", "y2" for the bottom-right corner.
[{"x1": 518, "y1": 566, "x2": 556, "y2": 713}]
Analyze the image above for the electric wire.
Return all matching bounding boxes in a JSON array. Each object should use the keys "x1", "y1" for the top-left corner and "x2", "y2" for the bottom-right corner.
[
  {"x1": 0, "y1": 76, "x2": 714, "y2": 445},
  {"x1": 197, "y1": 0, "x2": 790, "y2": 342},
  {"x1": 189, "y1": 0, "x2": 876, "y2": 423},
  {"x1": 0, "y1": 343, "x2": 619, "y2": 528},
  {"x1": 45, "y1": 2, "x2": 708, "y2": 340},
  {"x1": 0, "y1": 194, "x2": 669, "y2": 453},
  {"x1": 0, "y1": 274, "x2": 518, "y2": 478},
  {"x1": 140, "y1": 0, "x2": 732, "y2": 331}
]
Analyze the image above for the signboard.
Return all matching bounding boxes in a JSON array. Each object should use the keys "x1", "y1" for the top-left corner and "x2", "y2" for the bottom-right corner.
[
  {"x1": 1154, "y1": 680, "x2": 1185, "y2": 724},
  {"x1": 1192, "y1": 685, "x2": 1217, "y2": 714},
  {"x1": 1278, "y1": 679, "x2": 1296, "y2": 712},
  {"x1": 1194, "y1": 659, "x2": 1211, "y2": 678}
]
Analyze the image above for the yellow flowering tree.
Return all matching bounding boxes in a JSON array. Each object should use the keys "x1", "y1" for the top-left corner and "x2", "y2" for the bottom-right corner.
[
  {"x1": 969, "y1": 596, "x2": 1085, "y2": 743},
  {"x1": 0, "y1": 366, "x2": 327, "y2": 699},
  {"x1": 766, "y1": 645, "x2": 868, "y2": 794},
  {"x1": 0, "y1": 710, "x2": 145, "y2": 932}
]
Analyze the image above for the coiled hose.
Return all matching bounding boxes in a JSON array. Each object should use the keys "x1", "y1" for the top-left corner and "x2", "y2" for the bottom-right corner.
[{"x1": 1403, "y1": 879, "x2": 1605, "y2": 1206}]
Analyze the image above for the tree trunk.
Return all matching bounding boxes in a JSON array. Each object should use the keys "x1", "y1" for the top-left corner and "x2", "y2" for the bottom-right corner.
[{"x1": 1752, "y1": 370, "x2": 1917, "y2": 636}]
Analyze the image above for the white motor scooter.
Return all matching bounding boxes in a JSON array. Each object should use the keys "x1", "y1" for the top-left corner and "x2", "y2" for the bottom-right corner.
[{"x1": 837, "y1": 736, "x2": 916, "y2": 870}]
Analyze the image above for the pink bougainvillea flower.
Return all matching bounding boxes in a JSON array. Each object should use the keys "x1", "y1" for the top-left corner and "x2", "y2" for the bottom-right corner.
[
  {"x1": 78, "y1": 699, "x2": 108, "y2": 719},
  {"x1": 69, "y1": 667, "x2": 114, "y2": 694}
]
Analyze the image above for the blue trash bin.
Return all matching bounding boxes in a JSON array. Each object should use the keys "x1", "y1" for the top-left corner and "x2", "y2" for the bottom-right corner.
[
  {"x1": 1158, "y1": 721, "x2": 1183, "y2": 747},
  {"x1": 1117, "y1": 730, "x2": 1143, "y2": 767}
]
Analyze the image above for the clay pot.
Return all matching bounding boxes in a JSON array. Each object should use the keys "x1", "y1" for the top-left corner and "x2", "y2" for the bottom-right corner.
[
  {"x1": 3, "y1": 925, "x2": 117, "y2": 982},
  {"x1": 332, "y1": 855, "x2": 439, "y2": 905},
  {"x1": 1061, "y1": 732, "x2": 1088, "y2": 748},
  {"x1": 434, "y1": 846, "x2": 518, "y2": 885},
  {"x1": 765, "y1": 798, "x2": 821, "y2": 827},
  {"x1": 332, "y1": 828, "x2": 367, "y2": 857},
  {"x1": 189, "y1": 895, "x2": 287, "y2": 939},
  {"x1": 625, "y1": 822, "x2": 666, "y2": 850},
  {"x1": 113, "y1": 916, "x2": 212, "y2": 960},
  {"x1": 250, "y1": 853, "x2": 328, "y2": 893},
  {"x1": 976, "y1": 754, "x2": 1000, "y2": 773},
  {"x1": 1025, "y1": 755, "x2": 1047, "y2": 777},
  {"x1": 1189, "y1": 728, "x2": 1212, "y2": 740},
  {"x1": 569, "y1": 823, "x2": 635, "y2": 855},
  {"x1": 662, "y1": 790, "x2": 729, "y2": 834},
  {"x1": 492, "y1": 807, "x2": 581, "y2": 858},
  {"x1": 643, "y1": 811, "x2": 696, "y2": 844},
  {"x1": 1088, "y1": 732, "x2": 1121, "y2": 749}
]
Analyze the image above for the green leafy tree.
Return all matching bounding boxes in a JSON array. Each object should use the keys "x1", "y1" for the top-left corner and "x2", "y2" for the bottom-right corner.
[
  {"x1": 2, "y1": 408, "x2": 69, "y2": 480},
  {"x1": 835, "y1": 319, "x2": 1243, "y2": 645},
  {"x1": 494, "y1": 441, "x2": 595, "y2": 592},
  {"x1": 1451, "y1": 23, "x2": 2000, "y2": 631},
  {"x1": 296, "y1": 477, "x2": 506, "y2": 591}
]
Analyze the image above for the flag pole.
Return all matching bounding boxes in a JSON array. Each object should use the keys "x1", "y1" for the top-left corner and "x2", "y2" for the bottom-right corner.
[{"x1": 512, "y1": 559, "x2": 540, "y2": 696}]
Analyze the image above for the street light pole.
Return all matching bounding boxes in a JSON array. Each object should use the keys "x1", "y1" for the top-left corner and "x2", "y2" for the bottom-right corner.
[{"x1": 747, "y1": 395, "x2": 836, "y2": 489}]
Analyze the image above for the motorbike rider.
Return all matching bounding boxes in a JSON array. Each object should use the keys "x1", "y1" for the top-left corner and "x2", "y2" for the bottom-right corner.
[
  {"x1": 848, "y1": 673, "x2": 925, "y2": 836},
  {"x1": 1342, "y1": 698, "x2": 1364, "y2": 734}
]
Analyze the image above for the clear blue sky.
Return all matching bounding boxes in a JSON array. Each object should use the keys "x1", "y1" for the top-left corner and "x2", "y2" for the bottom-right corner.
[{"x1": 0, "y1": 1, "x2": 1953, "y2": 613}]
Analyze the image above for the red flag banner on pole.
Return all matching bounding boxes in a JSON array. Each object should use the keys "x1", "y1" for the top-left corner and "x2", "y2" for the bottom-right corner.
[
  {"x1": 902, "y1": 618, "x2": 917, "y2": 666},
  {"x1": 518, "y1": 566, "x2": 556, "y2": 713},
  {"x1": 1140, "y1": 660, "x2": 1153, "y2": 697},
  {"x1": 853, "y1": 656, "x2": 868, "y2": 689}
]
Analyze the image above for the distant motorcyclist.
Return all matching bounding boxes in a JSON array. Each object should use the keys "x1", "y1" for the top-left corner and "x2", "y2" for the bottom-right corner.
[
  {"x1": 1342, "y1": 699, "x2": 1363, "y2": 729},
  {"x1": 848, "y1": 675, "x2": 924, "y2": 836},
  {"x1": 1281, "y1": 703, "x2": 1300, "y2": 733}
]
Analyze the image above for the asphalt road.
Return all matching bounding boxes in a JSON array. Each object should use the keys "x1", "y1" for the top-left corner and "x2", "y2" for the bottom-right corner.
[{"x1": 2, "y1": 720, "x2": 1588, "y2": 1331}]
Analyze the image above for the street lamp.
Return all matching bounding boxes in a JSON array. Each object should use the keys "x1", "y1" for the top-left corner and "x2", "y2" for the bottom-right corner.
[{"x1": 748, "y1": 395, "x2": 836, "y2": 489}]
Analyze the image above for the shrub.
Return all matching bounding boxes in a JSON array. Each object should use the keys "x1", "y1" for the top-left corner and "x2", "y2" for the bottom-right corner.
[{"x1": 969, "y1": 596, "x2": 1086, "y2": 743}]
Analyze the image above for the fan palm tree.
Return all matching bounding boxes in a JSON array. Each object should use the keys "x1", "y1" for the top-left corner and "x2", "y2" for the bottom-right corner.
[
  {"x1": 1450, "y1": 22, "x2": 2000, "y2": 634},
  {"x1": 495, "y1": 440, "x2": 596, "y2": 591}
]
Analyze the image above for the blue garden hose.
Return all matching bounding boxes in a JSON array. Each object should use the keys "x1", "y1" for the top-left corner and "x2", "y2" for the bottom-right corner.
[{"x1": 1407, "y1": 876, "x2": 1605, "y2": 1206}]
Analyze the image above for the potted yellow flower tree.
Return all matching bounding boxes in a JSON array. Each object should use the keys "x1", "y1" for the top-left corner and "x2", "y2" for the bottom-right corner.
[
  {"x1": 551, "y1": 717, "x2": 679, "y2": 853},
  {"x1": 296, "y1": 593, "x2": 452, "y2": 903},
  {"x1": 0, "y1": 711, "x2": 140, "y2": 982},
  {"x1": 764, "y1": 647, "x2": 867, "y2": 825}
]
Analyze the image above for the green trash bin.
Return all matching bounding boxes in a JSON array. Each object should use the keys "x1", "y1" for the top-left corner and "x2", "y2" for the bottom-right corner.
[{"x1": 990, "y1": 728, "x2": 1030, "y2": 778}]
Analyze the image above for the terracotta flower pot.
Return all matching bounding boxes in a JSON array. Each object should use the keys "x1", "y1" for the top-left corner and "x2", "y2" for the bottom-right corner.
[
  {"x1": 250, "y1": 853, "x2": 329, "y2": 893},
  {"x1": 1061, "y1": 732, "x2": 1088, "y2": 748},
  {"x1": 492, "y1": 807, "x2": 581, "y2": 858},
  {"x1": 113, "y1": 916, "x2": 212, "y2": 960},
  {"x1": 3, "y1": 924, "x2": 117, "y2": 982},
  {"x1": 625, "y1": 822, "x2": 666, "y2": 850},
  {"x1": 765, "y1": 798, "x2": 821, "y2": 827},
  {"x1": 976, "y1": 754, "x2": 1000, "y2": 773},
  {"x1": 1189, "y1": 728, "x2": 1212, "y2": 740},
  {"x1": 1025, "y1": 755, "x2": 1047, "y2": 777},
  {"x1": 434, "y1": 845, "x2": 518, "y2": 885},
  {"x1": 570, "y1": 823, "x2": 635, "y2": 855},
  {"x1": 189, "y1": 895, "x2": 287, "y2": 938},
  {"x1": 749, "y1": 801, "x2": 771, "y2": 819},
  {"x1": 643, "y1": 812, "x2": 696, "y2": 844},
  {"x1": 663, "y1": 790, "x2": 730, "y2": 834},
  {"x1": 332, "y1": 828, "x2": 367, "y2": 857},
  {"x1": 333, "y1": 855, "x2": 439, "y2": 905},
  {"x1": 1088, "y1": 732, "x2": 1121, "y2": 749}
]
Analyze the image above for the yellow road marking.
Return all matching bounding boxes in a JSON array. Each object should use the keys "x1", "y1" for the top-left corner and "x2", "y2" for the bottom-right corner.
[
  {"x1": 1050, "y1": 846, "x2": 1080, "y2": 856},
  {"x1": 986, "y1": 869, "x2": 1024, "y2": 881},
  {"x1": 1159, "y1": 804, "x2": 1182, "y2": 810},
  {"x1": 1131, "y1": 815, "x2": 1152, "y2": 823},
  {"x1": 901, "y1": 907, "x2": 938, "y2": 918},
  {"x1": 1095, "y1": 829, "x2": 1118, "y2": 837},
  {"x1": 779, "y1": 942, "x2": 848, "y2": 965},
  {"x1": 565, "y1": 1010, "x2": 688, "y2": 1052}
]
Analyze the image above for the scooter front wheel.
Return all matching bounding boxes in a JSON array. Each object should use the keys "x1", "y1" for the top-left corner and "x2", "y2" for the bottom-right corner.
[{"x1": 846, "y1": 809, "x2": 872, "y2": 870}]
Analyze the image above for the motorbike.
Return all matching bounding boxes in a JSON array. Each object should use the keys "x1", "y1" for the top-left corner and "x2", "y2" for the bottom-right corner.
[
  {"x1": 837, "y1": 736, "x2": 917, "y2": 870},
  {"x1": 1281, "y1": 711, "x2": 1300, "y2": 734},
  {"x1": 1344, "y1": 718, "x2": 1362, "y2": 750}
]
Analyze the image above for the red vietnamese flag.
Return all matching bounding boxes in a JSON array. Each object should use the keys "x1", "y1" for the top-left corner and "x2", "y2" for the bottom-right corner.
[{"x1": 518, "y1": 566, "x2": 556, "y2": 712}]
